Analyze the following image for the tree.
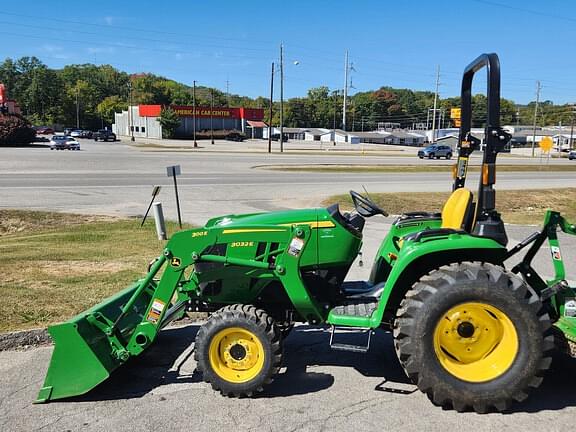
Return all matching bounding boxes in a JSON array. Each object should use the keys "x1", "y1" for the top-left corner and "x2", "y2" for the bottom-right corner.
[
  {"x1": 24, "y1": 68, "x2": 64, "y2": 124},
  {"x1": 157, "y1": 107, "x2": 181, "y2": 138},
  {"x1": 97, "y1": 96, "x2": 127, "y2": 125}
]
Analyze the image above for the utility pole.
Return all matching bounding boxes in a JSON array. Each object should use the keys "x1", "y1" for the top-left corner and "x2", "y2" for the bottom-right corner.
[
  {"x1": 193, "y1": 80, "x2": 197, "y2": 148},
  {"x1": 210, "y1": 88, "x2": 214, "y2": 145},
  {"x1": 75, "y1": 86, "x2": 80, "y2": 129},
  {"x1": 226, "y1": 79, "x2": 230, "y2": 107},
  {"x1": 268, "y1": 62, "x2": 274, "y2": 153},
  {"x1": 431, "y1": 65, "x2": 440, "y2": 143},
  {"x1": 531, "y1": 80, "x2": 541, "y2": 157},
  {"x1": 343, "y1": 50, "x2": 349, "y2": 131},
  {"x1": 128, "y1": 81, "x2": 135, "y2": 141},
  {"x1": 570, "y1": 104, "x2": 576, "y2": 150},
  {"x1": 333, "y1": 90, "x2": 338, "y2": 146},
  {"x1": 279, "y1": 43, "x2": 284, "y2": 153}
]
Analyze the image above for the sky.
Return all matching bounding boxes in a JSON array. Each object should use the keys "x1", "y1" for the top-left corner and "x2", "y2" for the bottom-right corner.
[{"x1": 2, "y1": 0, "x2": 576, "y2": 106}]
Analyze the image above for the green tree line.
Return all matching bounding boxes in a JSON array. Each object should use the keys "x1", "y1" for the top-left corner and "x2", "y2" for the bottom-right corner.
[{"x1": 0, "y1": 56, "x2": 572, "y2": 131}]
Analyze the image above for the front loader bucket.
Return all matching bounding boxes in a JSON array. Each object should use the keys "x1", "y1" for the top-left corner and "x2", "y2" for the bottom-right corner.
[{"x1": 36, "y1": 280, "x2": 153, "y2": 403}]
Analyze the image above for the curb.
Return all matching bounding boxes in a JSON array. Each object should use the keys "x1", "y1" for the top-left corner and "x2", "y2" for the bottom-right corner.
[
  {"x1": 0, "y1": 328, "x2": 51, "y2": 351},
  {"x1": 0, "y1": 314, "x2": 209, "y2": 352}
]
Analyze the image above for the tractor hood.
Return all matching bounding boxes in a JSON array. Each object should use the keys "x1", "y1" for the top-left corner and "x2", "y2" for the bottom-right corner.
[{"x1": 205, "y1": 208, "x2": 327, "y2": 229}]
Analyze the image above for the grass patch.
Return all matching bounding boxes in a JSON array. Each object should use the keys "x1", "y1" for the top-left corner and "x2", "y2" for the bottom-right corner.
[
  {"x1": 0, "y1": 210, "x2": 190, "y2": 333},
  {"x1": 263, "y1": 164, "x2": 576, "y2": 173},
  {"x1": 324, "y1": 188, "x2": 576, "y2": 226}
]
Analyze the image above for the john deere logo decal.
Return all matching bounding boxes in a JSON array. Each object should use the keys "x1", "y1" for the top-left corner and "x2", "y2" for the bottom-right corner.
[{"x1": 171, "y1": 257, "x2": 182, "y2": 267}]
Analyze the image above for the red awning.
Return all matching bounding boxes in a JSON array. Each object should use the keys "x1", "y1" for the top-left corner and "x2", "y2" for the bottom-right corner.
[{"x1": 246, "y1": 120, "x2": 268, "y2": 128}]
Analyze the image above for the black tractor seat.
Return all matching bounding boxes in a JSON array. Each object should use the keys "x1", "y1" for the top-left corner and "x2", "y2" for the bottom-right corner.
[{"x1": 340, "y1": 280, "x2": 385, "y2": 300}]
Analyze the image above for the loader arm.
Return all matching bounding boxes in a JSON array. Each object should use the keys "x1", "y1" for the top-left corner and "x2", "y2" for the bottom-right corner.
[{"x1": 36, "y1": 224, "x2": 320, "y2": 403}]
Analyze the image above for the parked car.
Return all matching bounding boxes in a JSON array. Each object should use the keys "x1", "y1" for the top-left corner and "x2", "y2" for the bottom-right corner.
[
  {"x1": 418, "y1": 144, "x2": 453, "y2": 159},
  {"x1": 93, "y1": 129, "x2": 116, "y2": 142},
  {"x1": 49, "y1": 135, "x2": 80, "y2": 150},
  {"x1": 80, "y1": 130, "x2": 93, "y2": 138},
  {"x1": 70, "y1": 130, "x2": 83, "y2": 138},
  {"x1": 35, "y1": 126, "x2": 54, "y2": 135},
  {"x1": 270, "y1": 133, "x2": 288, "y2": 142},
  {"x1": 64, "y1": 128, "x2": 74, "y2": 136},
  {"x1": 569, "y1": 150, "x2": 576, "y2": 160},
  {"x1": 225, "y1": 131, "x2": 246, "y2": 142}
]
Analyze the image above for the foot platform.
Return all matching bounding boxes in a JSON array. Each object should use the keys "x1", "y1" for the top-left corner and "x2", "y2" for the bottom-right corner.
[{"x1": 329, "y1": 325, "x2": 373, "y2": 353}]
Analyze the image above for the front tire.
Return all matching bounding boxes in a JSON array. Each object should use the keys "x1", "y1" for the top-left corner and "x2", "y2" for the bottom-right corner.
[
  {"x1": 446, "y1": 153, "x2": 452, "y2": 159},
  {"x1": 195, "y1": 304, "x2": 282, "y2": 397},
  {"x1": 394, "y1": 262, "x2": 553, "y2": 413}
]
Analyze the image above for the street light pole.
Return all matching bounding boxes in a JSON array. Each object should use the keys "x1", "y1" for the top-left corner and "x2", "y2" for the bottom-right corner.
[
  {"x1": 279, "y1": 43, "x2": 284, "y2": 153},
  {"x1": 343, "y1": 49, "x2": 348, "y2": 131},
  {"x1": 333, "y1": 90, "x2": 337, "y2": 146},
  {"x1": 268, "y1": 61, "x2": 274, "y2": 153},
  {"x1": 210, "y1": 88, "x2": 215, "y2": 145},
  {"x1": 570, "y1": 104, "x2": 575, "y2": 151},
  {"x1": 193, "y1": 80, "x2": 197, "y2": 148},
  {"x1": 75, "y1": 86, "x2": 80, "y2": 129},
  {"x1": 128, "y1": 81, "x2": 135, "y2": 141},
  {"x1": 431, "y1": 65, "x2": 440, "y2": 143},
  {"x1": 531, "y1": 80, "x2": 541, "y2": 157}
]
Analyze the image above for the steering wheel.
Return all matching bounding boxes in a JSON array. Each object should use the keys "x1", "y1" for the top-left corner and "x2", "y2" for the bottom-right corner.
[{"x1": 349, "y1": 190, "x2": 389, "y2": 217}]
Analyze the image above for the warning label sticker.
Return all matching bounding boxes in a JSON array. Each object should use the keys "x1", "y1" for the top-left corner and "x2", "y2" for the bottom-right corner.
[
  {"x1": 288, "y1": 237, "x2": 305, "y2": 257},
  {"x1": 147, "y1": 299, "x2": 166, "y2": 323},
  {"x1": 551, "y1": 246, "x2": 562, "y2": 261}
]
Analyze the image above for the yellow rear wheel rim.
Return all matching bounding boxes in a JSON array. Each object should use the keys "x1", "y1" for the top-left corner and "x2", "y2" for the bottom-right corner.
[
  {"x1": 433, "y1": 302, "x2": 518, "y2": 382},
  {"x1": 209, "y1": 327, "x2": 265, "y2": 383}
]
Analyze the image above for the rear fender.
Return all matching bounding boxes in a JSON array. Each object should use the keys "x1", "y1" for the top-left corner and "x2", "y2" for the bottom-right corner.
[
  {"x1": 370, "y1": 215, "x2": 441, "y2": 284},
  {"x1": 370, "y1": 232, "x2": 506, "y2": 327}
]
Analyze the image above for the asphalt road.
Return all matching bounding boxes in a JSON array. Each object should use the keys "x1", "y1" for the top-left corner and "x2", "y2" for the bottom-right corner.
[
  {"x1": 1, "y1": 139, "x2": 575, "y2": 224},
  {"x1": 2, "y1": 139, "x2": 576, "y2": 431},
  {"x1": 1, "y1": 323, "x2": 576, "y2": 432}
]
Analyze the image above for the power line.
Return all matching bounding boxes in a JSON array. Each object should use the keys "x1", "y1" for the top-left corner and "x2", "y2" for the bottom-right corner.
[{"x1": 471, "y1": 0, "x2": 576, "y2": 23}]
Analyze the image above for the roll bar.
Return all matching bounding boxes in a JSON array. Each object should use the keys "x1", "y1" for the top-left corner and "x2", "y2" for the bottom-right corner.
[{"x1": 454, "y1": 53, "x2": 511, "y2": 245}]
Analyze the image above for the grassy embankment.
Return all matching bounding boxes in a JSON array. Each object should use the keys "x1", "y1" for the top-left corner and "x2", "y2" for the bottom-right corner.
[{"x1": 0, "y1": 210, "x2": 188, "y2": 333}]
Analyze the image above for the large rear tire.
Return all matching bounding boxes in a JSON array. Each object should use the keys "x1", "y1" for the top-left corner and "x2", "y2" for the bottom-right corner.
[
  {"x1": 195, "y1": 304, "x2": 282, "y2": 397},
  {"x1": 394, "y1": 262, "x2": 553, "y2": 413}
]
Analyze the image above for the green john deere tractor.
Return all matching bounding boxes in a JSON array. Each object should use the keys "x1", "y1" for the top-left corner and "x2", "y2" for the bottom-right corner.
[{"x1": 37, "y1": 53, "x2": 576, "y2": 413}]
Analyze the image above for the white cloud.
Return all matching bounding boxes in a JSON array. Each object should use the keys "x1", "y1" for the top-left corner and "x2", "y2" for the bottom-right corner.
[
  {"x1": 41, "y1": 44, "x2": 70, "y2": 59},
  {"x1": 87, "y1": 46, "x2": 117, "y2": 54},
  {"x1": 103, "y1": 16, "x2": 115, "y2": 25}
]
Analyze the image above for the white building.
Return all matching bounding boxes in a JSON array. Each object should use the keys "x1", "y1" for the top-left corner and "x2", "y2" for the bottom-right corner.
[{"x1": 113, "y1": 106, "x2": 163, "y2": 139}]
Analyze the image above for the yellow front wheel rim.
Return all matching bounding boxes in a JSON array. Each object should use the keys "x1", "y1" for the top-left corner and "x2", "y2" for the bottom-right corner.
[
  {"x1": 433, "y1": 302, "x2": 518, "y2": 382},
  {"x1": 209, "y1": 327, "x2": 265, "y2": 383}
]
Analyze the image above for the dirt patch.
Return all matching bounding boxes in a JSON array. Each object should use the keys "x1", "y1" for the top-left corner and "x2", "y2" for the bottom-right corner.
[
  {"x1": 0, "y1": 210, "x2": 120, "y2": 237},
  {"x1": 37, "y1": 260, "x2": 134, "y2": 277}
]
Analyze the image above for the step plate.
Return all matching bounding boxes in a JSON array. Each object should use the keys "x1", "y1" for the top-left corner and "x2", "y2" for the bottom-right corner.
[
  {"x1": 330, "y1": 342, "x2": 369, "y2": 353},
  {"x1": 331, "y1": 301, "x2": 377, "y2": 318}
]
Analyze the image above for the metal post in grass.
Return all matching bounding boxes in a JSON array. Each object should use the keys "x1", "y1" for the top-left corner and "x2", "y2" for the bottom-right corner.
[
  {"x1": 166, "y1": 165, "x2": 182, "y2": 229},
  {"x1": 153, "y1": 202, "x2": 167, "y2": 240},
  {"x1": 140, "y1": 186, "x2": 162, "y2": 227}
]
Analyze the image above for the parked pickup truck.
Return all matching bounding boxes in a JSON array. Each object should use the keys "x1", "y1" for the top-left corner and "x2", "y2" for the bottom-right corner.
[{"x1": 93, "y1": 129, "x2": 117, "y2": 142}]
